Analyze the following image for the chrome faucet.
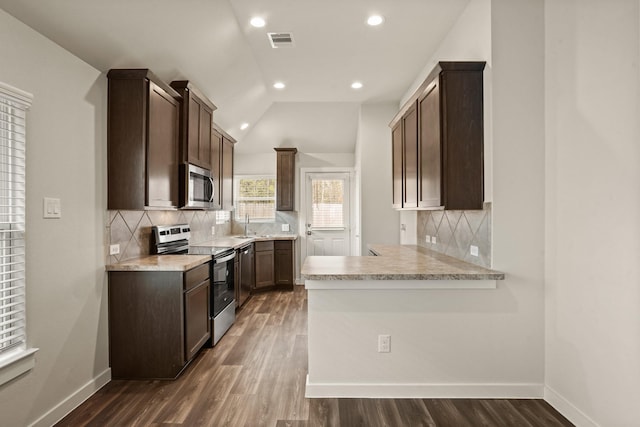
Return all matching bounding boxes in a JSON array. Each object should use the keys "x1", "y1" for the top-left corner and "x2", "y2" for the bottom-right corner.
[{"x1": 244, "y1": 214, "x2": 250, "y2": 236}]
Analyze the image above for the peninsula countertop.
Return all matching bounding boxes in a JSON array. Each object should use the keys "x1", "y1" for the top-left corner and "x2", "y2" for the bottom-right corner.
[{"x1": 301, "y1": 244, "x2": 505, "y2": 281}]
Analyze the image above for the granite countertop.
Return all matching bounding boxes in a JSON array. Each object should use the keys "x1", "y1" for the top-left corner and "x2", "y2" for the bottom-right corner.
[
  {"x1": 190, "y1": 234, "x2": 298, "y2": 250},
  {"x1": 106, "y1": 255, "x2": 212, "y2": 272},
  {"x1": 301, "y1": 244, "x2": 505, "y2": 281}
]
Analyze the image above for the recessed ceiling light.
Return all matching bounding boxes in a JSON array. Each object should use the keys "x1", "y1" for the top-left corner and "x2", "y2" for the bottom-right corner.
[
  {"x1": 351, "y1": 81, "x2": 363, "y2": 89},
  {"x1": 367, "y1": 15, "x2": 384, "y2": 26},
  {"x1": 240, "y1": 123, "x2": 250, "y2": 130},
  {"x1": 250, "y1": 17, "x2": 266, "y2": 28},
  {"x1": 273, "y1": 82, "x2": 286, "y2": 89}
]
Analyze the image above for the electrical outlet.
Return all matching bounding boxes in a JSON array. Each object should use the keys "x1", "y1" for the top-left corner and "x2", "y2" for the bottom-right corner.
[
  {"x1": 378, "y1": 335, "x2": 391, "y2": 353},
  {"x1": 109, "y1": 244, "x2": 120, "y2": 255},
  {"x1": 425, "y1": 235, "x2": 430, "y2": 243},
  {"x1": 431, "y1": 236, "x2": 437, "y2": 244},
  {"x1": 211, "y1": 226, "x2": 216, "y2": 236},
  {"x1": 281, "y1": 223, "x2": 290, "y2": 232},
  {"x1": 470, "y1": 245, "x2": 479, "y2": 257}
]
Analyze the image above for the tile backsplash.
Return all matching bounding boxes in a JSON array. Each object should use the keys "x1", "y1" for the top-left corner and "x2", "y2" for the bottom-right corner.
[
  {"x1": 231, "y1": 211, "x2": 299, "y2": 237},
  {"x1": 107, "y1": 210, "x2": 232, "y2": 264},
  {"x1": 106, "y1": 209, "x2": 299, "y2": 264},
  {"x1": 416, "y1": 203, "x2": 492, "y2": 268}
]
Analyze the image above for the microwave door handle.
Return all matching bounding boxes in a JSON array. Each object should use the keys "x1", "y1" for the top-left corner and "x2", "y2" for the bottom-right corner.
[{"x1": 209, "y1": 177, "x2": 215, "y2": 202}]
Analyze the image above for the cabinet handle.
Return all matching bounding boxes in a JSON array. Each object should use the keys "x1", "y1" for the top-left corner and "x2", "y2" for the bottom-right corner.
[{"x1": 208, "y1": 177, "x2": 215, "y2": 202}]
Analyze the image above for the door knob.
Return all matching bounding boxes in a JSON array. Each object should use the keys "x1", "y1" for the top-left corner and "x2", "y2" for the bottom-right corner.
[{"x1": 306, "y1": 231, "x2": 312, "y2": 235}]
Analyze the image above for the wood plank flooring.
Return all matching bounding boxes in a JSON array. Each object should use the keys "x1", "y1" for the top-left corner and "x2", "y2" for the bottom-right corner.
[{"x1": 56, "y1": 286, "x2": 573, "y2": 426}]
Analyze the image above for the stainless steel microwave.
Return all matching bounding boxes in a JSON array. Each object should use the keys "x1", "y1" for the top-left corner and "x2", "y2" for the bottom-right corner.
[{"x1": 182, "y1": 163, "x2": 215, "y2": 209}]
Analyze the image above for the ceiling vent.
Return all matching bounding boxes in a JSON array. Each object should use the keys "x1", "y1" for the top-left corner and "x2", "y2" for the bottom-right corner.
[{"x1": 268, "y1": 32, "x2": 295, "y2": 48}]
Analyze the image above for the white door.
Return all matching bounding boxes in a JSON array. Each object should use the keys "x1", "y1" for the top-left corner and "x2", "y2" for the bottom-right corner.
[{"x1": 304, "y1": 172, "x2": 351, "y2": 257}]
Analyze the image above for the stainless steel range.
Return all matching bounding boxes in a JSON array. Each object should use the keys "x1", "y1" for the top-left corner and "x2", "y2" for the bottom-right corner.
[{"x1": 152, "y1": 224, "x2": 236, "y2": 346}]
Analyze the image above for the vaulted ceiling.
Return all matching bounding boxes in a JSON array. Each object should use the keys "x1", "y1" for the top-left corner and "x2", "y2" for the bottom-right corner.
[{"x1": 0, "y1": 0, "x2": 470, "y2": 153}]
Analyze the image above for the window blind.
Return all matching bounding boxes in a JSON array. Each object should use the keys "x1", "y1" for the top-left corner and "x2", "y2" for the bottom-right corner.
[
  {"x1": 235, "y1": 176, "x2": 276, "y2": 221},
  {"x1": 311, "y1": 179, "x2": 344, "y2": 228},
  {"x1": 0, "y1": 82, "x2": 31, "y2": 358}
]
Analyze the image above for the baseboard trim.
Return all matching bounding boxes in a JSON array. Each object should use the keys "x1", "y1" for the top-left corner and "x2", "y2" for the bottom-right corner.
[
  {"x1": 305, "y1": 375, "x2": 543, "y2": 399},
  {"x1": 544, "y1": 385, "x2": 600, "y2": 427},
  {"x1": 29, "y1": 368, "x2": 111, "y2": 427}
]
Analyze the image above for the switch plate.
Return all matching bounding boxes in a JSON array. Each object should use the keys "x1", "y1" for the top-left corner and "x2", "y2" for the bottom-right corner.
[
  {"x1": 43, "y1": 197, "x2": 61, "y2": 219},
  {"x1": 109, "y1": 244, "x2": 120, "y2": 255},
  {"x1": 425, "y1": 235, "x2": 430, "y2": 243},
  {"x1": 378, "y1": 334, "x2": 391, "y2": 353},
  {"x1": 431, "y1": 236, "x2": 437, "y2": 244},
  {"x1": 281, "y1": 223, "x2": 290, "y2": 232},
  {"x1": 470, "y1": 245, "x2": 479, "y2": 257},
  {"x1": 211, "y1": 226, "x2": 216, "y2": 236}
]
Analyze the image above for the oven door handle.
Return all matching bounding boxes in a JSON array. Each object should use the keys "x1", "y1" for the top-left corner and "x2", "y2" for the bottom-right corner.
[{"x1": 215, "y1": 252, "x2": 236, "y2": 264}]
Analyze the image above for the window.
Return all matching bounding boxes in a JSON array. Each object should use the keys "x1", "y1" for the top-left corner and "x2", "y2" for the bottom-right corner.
[
  {"x1": 311, "y1": 178, "x2": 345, "y2": 228},
  {"x1": 0, "y1": 81, "x2": 36, "y2": 384},
  {"x1": 234, "y1": 176, "x2": 276, "y2": 222}
]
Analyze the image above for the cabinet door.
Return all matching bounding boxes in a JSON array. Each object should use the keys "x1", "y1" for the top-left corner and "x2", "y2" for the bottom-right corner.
[
  {"x1": 184, "y1": 280, "x2": 210, "y2": 361},
  {"x1": 275, "y1": 149, "x2": 296, "y2": 211},
  {"x1": 211, "y1": 130, "x2": 223, "y2": 210},
  {"x1": 221, "y1": 137, "x2": 234, "y2": 210},
  {"x1": 198, "y1": 106, "x2": 213, "y2": 169},
  {"x1": 187, "y1": 96, "x2": 201, "y2": 165},
  {"x1": 147, "y1": 81, "x2": 179, "y2": 208},
  {"x1": 254, "y1": 250, "x2": 274, "y2": 289},
  {"x1": 418, "y1": 81, "x2": 442, "y2": 208},
  {"x1": 274, "y1": 241, "x2": 294, "y2": 288},
  {"x1": 402, "y1": 102, "x2": 418, "y2": 208},
  {"x1": 391, "y1": 122, "x2": 403, "y2": 209}
]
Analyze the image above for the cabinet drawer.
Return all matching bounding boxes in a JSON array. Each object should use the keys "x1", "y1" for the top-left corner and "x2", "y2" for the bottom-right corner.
[
  {"x1": 255, "y1": 241, "x2": 274, "y2": 252},
  {"x1": 184, "y1": 262, "x2": 209, "y2": 291},
  {"x1": 274, "y1": 240, "x2": 292, "y2": 251}
]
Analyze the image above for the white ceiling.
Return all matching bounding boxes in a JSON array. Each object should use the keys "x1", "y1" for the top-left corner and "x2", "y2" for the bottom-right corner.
[{"x1": 0, "y1": 0, "x2": 470, "y2": 154}]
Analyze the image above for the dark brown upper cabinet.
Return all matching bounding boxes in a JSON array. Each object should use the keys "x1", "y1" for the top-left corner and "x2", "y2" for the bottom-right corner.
[
  {"x1": 390, "y1": 61, "x2": 485, "y2": 211},
  {"x1": 210, "y1": 128, "x2": 223, "y2": 210},
  {"x1": 274, "y1": 148, "x2": 297, "y2": 211},
  {"x1": 169, "y1": 81, "x2": 217, "y2": 170},
  {"x1": 107, "y1": 69, "x2": 181, "y2": 210}
]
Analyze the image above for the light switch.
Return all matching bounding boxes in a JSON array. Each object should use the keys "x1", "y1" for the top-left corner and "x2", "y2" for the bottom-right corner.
[
  {"x1": 281, "y1": 223, "x2": 290, "y2": 232},
  {"x1": 431, "y1": 236, "x2": 437, "y2": 244},
  {"x1": 43, "y1": 197, "x2": 61, "y2": 219}
]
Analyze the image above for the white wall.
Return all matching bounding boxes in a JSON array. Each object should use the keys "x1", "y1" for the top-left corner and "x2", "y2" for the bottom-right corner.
[
  {"x1": 544, "y1": 1, "x2": 640, "y2": 426},
  {"x1": 489, "y1": 0, "x2": 547, "y2": 393},
  {"x1": 0, "y1": 9, "x2": 109, "y2": 427},
  {"x1": 356, "y1": 103, "x2": 400, "y2": 253}
]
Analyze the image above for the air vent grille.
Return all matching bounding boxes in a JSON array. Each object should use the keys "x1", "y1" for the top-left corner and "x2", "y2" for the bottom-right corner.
[{"x1": 268, "y1": 32, "x2": 295, "y2": 48}]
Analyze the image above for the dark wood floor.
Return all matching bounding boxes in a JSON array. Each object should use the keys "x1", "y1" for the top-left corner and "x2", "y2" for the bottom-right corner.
[{"x1": 56, "y1": 286, "x2": 573, "y2": 426}]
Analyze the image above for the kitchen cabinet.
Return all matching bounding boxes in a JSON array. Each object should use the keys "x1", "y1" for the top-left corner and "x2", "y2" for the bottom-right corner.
[
  {"x1": 254, "y1": 240, "x2": 295, "y2": 291},
  {"x1": 274, "y1": 148, "x2": 297, "y2": 211},
  {"x1": 108, "y1": 261, "x2": 211, "y2": 379},
  {"x1": 209, "y1": 125, "x2": 235, "y2": 211},
  {"x1": 391, "y1": 122, "x2": 403, "y2": 208},
  {"x1": 221, "y1": 135, "x2": 235, "y2": 211},
  {"x1": 274, "y1": 240, "x2": 294, "y2": 289},
  {"x1": 254, "y1": 241, "x2": 274, "y2": 289},
  {"x1": 107, "y1": 69, "x2": 181, "y2": 210},
  {"x1": 210, "y1": 128, "x2": 223, "y2": 210},
  {"x1": 390, "y1": 61, "x2": 485, "y2": 210},
  {"x1": 170, "y1": 80, "x2": 217, "y2": 170}
]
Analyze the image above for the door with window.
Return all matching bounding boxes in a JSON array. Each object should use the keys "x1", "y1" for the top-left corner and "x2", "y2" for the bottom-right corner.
[{"x1": 304, "y1": 172, "x2": 351, "y2": 257}]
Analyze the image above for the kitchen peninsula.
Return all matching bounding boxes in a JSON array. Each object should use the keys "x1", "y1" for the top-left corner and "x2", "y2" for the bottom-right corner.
[{"x1": 302, "y1": 245, "x2": 509, "y2": 399}]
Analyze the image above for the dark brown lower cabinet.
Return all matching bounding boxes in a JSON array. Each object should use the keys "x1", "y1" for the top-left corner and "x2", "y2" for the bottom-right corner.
[
  {"x1": 274, "y1": 240, "x2": 294, "y2": 289},
  {"x1": 108, "y1": 262, "x2": 210, "y2": 380},
  {"x1": 254, "y1": 241, "x2": 274, "y2": 289},
  {"x1": 254, "y1": 240, "x2": 295, "y2": 291}
]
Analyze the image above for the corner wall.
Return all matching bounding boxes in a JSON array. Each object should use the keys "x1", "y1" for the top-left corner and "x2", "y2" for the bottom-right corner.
[
  {"x1": 544, "y1": 1, "x2": 640, "y2": 426},
  {"x1": 0, "y1": 9, "x2": 109, "y2": 427},
  {"x1": 355, "y1": 103, "x2": 400, "y2": 254}
]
